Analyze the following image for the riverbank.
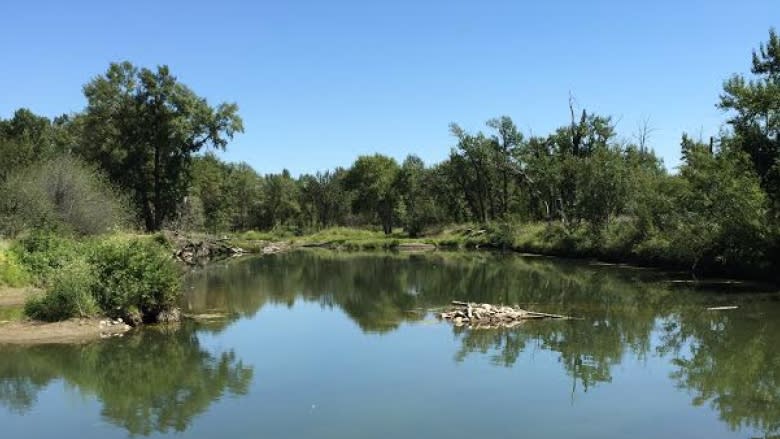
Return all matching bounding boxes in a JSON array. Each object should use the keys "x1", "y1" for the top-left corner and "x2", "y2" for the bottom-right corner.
[
  {"x1": 229, "y1": 223, "x2": 779, "y2": 282},
  {"x1": 0, "y1": 286, "x2": 133, "y2": 344},
  {"x1": 0, "y1": 317, "x2": 132, "y2": 344},
  {"x1": 0, "y1": 222, "x2": 774, "y2": 345}
]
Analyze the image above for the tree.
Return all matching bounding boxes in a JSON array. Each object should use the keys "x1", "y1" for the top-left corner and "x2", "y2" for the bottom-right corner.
[
  {"x1": 79, "y1": 62, "x2": 243, "y2": 231},
  {"x1": 0, "y1": 109, "x2": 58, "y2": 181},
  {"x1": 486, "y1": 116, "x2": 524, "y2": 217},
  {"x1": 190, "y1": 153, "x2": 235, "y2": 232},
  {"x1": 258, "y1": 170, "x2": 300, "y2": 230},
  {"x1": 298, "y1": 168, "x2": 351, "y2": 229},
  {"x1": 672, "y1": 136, "x2": 769, "y2": 272},
  {"x1": 345, "y1": 154, "x2": 400, "y2": 234},
  {"x1": 448, "y1": 124, "x2": 499, "y2": 222},
  {"x1": 397, "y1": 155, "x2": 437, "y2": 237},
  {"x1": 719, "y1": 28, "x2": 780, "y2": 211}
]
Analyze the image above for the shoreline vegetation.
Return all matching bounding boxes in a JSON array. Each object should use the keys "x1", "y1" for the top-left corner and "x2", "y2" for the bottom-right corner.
[
  {"x1": 1, "y1": 223, "x2": 779, "y2": 344},
  {"x1": 3, "y1": 31, "x2": 780, "y2": 341}
]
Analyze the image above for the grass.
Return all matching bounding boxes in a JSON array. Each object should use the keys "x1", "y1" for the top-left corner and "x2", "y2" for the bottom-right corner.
[{"x1": 225, "y1": 221, "x2": 717, "y2": 276}]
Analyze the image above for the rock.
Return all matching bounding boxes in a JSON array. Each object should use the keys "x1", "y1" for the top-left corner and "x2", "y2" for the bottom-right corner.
[
  {"x1": 123, "y1": 310, "x2": 143, "y2": 327},
  {"x1": 156, "y1": 308, "x2": 181, "y2": 324}
]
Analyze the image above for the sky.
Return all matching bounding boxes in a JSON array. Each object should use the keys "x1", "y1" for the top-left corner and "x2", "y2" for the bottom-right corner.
[{"x1": 1, "y1": 0, "x2": 778, "y2": 175}]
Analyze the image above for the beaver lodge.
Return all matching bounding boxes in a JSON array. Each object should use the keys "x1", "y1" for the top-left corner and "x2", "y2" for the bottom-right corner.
[{"x1": 438, "y1": 301, "x2": 575, "y2": 329}]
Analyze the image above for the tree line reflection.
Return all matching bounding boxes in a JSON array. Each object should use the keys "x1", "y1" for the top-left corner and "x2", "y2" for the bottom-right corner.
[
  {"x1": 1, "y1": 250, "x2": 777, "y2": 437},
  {"x1": 183, "y1": 250, "x2": 780, "y2": 437},
  {"x1": 0, "y1": 325, "x2": 252, "y2": 436}
]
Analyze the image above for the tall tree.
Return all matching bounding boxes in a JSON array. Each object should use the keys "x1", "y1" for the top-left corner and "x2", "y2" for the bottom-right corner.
[
  {"x1": 719, "y1": 28, "x2": 780, "y2": 211},
  {"x1": 80, "y1": 62, "x2": 243, "y2": 231},
  {"x1": 345, "y1": 154, "x2": 400, "y2": 234},
  {"x1": 486, "y1": 116, "x2": 524, "y2": 217},
  {"x1": 397, "y1": 155, "x2": 437, "y2": 237},
  {"x1": 0, "y1": 109, "x2": 56, "y2": 181}
]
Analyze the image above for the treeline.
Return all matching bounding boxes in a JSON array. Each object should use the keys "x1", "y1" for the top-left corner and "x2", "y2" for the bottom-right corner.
[{"x1": 2, "y1": 30, "x2": 780, "y2": 278}]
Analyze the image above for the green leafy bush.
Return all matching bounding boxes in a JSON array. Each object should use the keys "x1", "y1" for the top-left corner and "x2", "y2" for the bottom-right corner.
[
  {"x1": 88, "y1": 238, "x2": 180, "y2": 322},
  {"x1": 11, "y1": 231, "x2": 80, "y2": 283},
  {"x1": 0, "y1": 245, "x2": 30, "y2": 287},
  {"x1": 24, "y1": 260, "x2": 98, "y2": 321}
]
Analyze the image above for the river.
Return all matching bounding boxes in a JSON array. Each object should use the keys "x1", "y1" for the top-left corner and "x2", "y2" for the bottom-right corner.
[{"x1": 1, "y1": 250, "x2": 779, "y2": 438}]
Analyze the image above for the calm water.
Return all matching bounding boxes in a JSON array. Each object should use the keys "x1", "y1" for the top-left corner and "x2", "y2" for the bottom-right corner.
[{"x1": 2, "y1": 250, "x2": 780, "y2": 438}]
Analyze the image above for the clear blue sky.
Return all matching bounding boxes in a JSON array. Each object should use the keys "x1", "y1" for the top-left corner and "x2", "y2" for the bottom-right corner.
[{"x1": 1, "y1": 0, "x2": 778, "y2": 174}]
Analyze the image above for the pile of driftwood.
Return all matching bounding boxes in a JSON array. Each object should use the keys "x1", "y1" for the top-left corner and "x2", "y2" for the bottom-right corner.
[{"x1": 438, "y1": 301, "x2": 573, "y2": 329}]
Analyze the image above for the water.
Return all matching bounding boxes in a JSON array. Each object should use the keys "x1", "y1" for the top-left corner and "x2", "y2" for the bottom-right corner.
[{"x1": 2, "y1": 250, "x2": 779, "y2": 438}]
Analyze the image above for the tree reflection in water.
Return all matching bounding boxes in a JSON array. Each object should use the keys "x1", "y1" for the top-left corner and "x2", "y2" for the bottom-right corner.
[
  {"x1": 182, "y1": 250, "x2": 780, "y2": 436},
  {"x1": 0, "y1": 325, "x2": 252, "y2": 436}
]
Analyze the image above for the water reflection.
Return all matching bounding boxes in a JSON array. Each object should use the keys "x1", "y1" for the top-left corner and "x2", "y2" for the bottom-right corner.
[
  {"x1": 0, "y1": 325, "x2": 252, "y2": 436},
  {"x1": 183, "y1": 250, "x2": 780, "y2": 436},
  {"x1": 2, "y1": 250, "x2": 778, "y2": 438},
  {"x1": 660, "y1": 300, "x2": 780, "y2": 436}
]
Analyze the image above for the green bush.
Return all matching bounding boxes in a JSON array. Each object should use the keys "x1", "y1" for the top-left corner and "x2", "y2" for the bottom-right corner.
[
  {"x1": 24, "y1": 260, "x2": 98, "y2": 321},
  {"x1": 11, "y1": 231, "x2": 80, "y2": 283},
  {"x1": 0, "y1": 244, "x2": 30, "y2": 287},
  {"x1": 88, "y1": 238, "x2": 180, "y2": 321}
]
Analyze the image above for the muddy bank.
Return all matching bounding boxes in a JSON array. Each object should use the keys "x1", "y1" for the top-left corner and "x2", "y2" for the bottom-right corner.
[
  {"x1": 0, "y1": 286, "x2": 39, "y2": 307},
  {"x1": 0, "y1": 318, "x2": 132, "y2": 345}
]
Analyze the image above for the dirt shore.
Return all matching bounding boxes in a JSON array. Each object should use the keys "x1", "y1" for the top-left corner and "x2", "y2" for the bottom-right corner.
[
  {"x1": 0, "y1": 286, "x2": 38, "y2": 306},
  {"x1": 0, "y1": 318, "x2": 132, "y2": 344}
]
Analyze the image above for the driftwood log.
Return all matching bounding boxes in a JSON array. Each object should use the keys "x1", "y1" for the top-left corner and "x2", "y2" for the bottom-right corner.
[{"x1": 438, "y1": 301, "x2": 574, "y2": 328}]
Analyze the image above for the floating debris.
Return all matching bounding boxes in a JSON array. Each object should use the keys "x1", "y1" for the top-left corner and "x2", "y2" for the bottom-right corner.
[{"x1": 438, "y1": 300, "x2": 575, "y2": 329}]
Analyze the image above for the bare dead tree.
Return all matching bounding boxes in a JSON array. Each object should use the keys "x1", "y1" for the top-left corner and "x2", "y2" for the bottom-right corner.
[{"x1": 633, "y1": 116, "x2": 656, "y2": 153}]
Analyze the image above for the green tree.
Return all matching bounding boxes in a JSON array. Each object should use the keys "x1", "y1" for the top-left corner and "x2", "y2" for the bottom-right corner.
[
  {"x1": 397, "y1": 155, "x2": 437, "y2": 237},
  {"x1": 486, "y1": 116, "x2": 524, "y2": 217},
  {"x1": 297, "y1": 168, "x2": 351, "y2": 230},
  {"x1": 258, "y1": 170, "x2": 300, "y2": 230},
  {"x1": 0, "y1": 109, "x2": 60, "y2": 182},
  {"x1": 672, "y1": 136, "x2": 769, "y2": 273},
  {"x1": 345, "y1": 154, "x2": 400, "y2": 234},
  {"x1": 719, "y1": 28, "x2": 780, "y2": 211},
  {"x1": 79, "y1": 62, "x2": 243, "y2": 231}
]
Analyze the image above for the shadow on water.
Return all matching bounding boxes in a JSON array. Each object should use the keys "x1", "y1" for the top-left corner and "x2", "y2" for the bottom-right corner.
[
  {"x1": 0, "y1": 324, "x2": 253, "y2": 436},
  {"x1": 182, "y1": 249, "x2": 780, "y2": 437}
]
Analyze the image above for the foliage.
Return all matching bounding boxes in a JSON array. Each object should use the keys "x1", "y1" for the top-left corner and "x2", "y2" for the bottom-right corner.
[
  {"x1": 345, "y1": 154, "x2": 400, "y2": 234},
  {"x1": 79, "y1": 62, "x2": 244, "y2": 231},
  {"x1": 24, "y1": 260, "x2": 98, "y2": 321},
  {"x1": 397, "y1": 155, "x2": 437, "y2": 237},
  {"x1": 10, "y1": 231, "x2": 81, "y2": 283},
  {"x1": 719, "y1": 28, "x2": 780, "y2": 211},
  {"x1": 0, "y1": 243, "x2": 30, "y2": 287},
  {"x1": 88, "y1": 237, "x2": 181, "y2": 321},
  {"x1": 10, "y1": 233, "x2": 181, "y2": 322},
  {"x1": 0, "y1": 155, "x2": 131, "y2": 237},
  {"x1": 3, "y1": 33, "x2": 780, "y2": 281}
]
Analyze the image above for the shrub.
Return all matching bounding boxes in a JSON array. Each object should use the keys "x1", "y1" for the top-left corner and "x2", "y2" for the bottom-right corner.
[
  {"x1": 11, "y1": 231, "x2": 80, "y2": 283},
  {"x1": 88, "y1": 237, "x2": 180, "y2": 322},
  {"x1": 0, "y1": 245, "x2": 30, "y2": 287},
  {"x1": 0, "y1": 155, "x2": 131, "y2": 237},
  {"x1": 24, "y1": 260, "x2": 98, "y2": 321}
]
